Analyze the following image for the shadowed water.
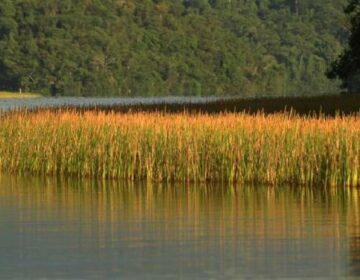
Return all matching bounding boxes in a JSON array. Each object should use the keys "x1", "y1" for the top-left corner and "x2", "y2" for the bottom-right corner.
[{"x1": 0, "y1": 174, "x2": 359, "y2": 279}]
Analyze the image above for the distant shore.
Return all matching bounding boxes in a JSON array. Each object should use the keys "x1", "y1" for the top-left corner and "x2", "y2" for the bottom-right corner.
[{"x1": 0, "y1": 91, "x2": 42, "y2": 99}]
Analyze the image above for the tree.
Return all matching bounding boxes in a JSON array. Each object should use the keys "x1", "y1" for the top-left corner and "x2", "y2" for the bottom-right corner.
[
  {"x1": 328, "y1": 0, "x2": 360, "y2": 92},
  {"x1": 0, "y1": 0, "x2": 348, "y2": 96},
  {"x1": 185, "y1": 0, "x2": 210, "y2": 11},
  {"x1": 0, "y1": 0, "x2": 19, "y2": 90}
]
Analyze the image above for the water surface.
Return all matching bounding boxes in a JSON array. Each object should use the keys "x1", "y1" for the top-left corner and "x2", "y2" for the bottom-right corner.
[{"x1": 0, "y1": 175, "x2": 359, "y2": 279}]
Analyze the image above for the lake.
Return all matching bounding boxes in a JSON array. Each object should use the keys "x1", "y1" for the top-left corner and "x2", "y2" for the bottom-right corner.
[{"x1": 0, "y1": 174, "x2": 359, "y2": 279}]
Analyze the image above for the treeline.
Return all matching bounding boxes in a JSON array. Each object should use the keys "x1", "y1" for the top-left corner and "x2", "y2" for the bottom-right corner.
[{"x1": 0, "y1": 0, "x2": 348, "y2": 97}]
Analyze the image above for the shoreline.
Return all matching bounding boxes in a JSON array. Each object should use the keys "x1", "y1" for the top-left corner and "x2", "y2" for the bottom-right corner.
[{"x1": 0, "y1": 91, "x2": 42, "y2": 99}]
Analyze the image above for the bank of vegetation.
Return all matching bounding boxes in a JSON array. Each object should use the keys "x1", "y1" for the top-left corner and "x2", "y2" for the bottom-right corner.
[
  {"x1": 59, "y1": 94, "x2": 360, "y2": 116},
  {"x1": 1, "y1": 109, "x2": 359, "y2": 186},
  {"x1": 0, "y1": 0, "x2": 348, "y2": 96},
  {"x1": 0, "y1": 91, "x2": 41, "y2": 99}
]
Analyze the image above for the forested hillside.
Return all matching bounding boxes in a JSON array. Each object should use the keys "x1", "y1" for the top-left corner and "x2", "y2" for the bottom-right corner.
[{"x1": 0, "y1": 0, "x2": 348, "y2": 97}]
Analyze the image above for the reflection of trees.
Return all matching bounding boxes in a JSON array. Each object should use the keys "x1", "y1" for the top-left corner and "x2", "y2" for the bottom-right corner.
[
  {"x1": 0, "y1": 174, "x2": 359, "y2": 276},
  {"x1": 347, "y1": 189, "x2": 360, "y2": 277},
  {"x1": 349, "y1": 237, "x2": 360, "y2": 276}
]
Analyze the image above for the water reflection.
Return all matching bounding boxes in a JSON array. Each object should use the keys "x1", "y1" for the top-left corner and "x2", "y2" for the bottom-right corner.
[{"x1": 0, "y1": 174, "x2": 359, "y2": 279}]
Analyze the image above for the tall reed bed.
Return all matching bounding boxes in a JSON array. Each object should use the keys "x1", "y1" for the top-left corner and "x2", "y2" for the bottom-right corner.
[{"x1": 0, "y1": 110, "x2": 360, "y2": 186}]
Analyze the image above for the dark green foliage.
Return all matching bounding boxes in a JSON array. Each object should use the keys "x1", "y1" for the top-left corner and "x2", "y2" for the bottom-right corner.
[
  {"x1": 328, "y1": 0, "x2": 360, "y2": 92},
  {"x1": 0, "y1": 0, "x2": 348, "y2": 96}
]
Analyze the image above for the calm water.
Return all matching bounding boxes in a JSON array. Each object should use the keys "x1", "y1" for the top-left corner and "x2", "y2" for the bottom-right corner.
[{"x1": 0, "y1": 175, "x2": 359, "y2": 279}]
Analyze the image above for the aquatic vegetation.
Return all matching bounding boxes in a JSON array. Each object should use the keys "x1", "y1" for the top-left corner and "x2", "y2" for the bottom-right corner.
[
  {"x1": 54, "y1": 94, "x2": 360, "y2": 117},
  {"x1": 0, "y1": 109, "x2": 360, "y2": 186}
]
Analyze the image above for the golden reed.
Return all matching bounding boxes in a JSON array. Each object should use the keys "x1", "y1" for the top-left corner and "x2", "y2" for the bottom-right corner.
[{"x1": 0, "y1": 110, "x2": 359, "y2": 186}]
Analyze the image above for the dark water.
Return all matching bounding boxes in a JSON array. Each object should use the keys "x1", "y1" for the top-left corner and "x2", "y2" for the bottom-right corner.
[{"x1": 0, "y1": 175, "x2": 359, "y2": 279}]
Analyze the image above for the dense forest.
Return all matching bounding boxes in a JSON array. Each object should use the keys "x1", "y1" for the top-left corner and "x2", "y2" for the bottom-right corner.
[
  {"x1": 328, "y1": 0, "x2": 360, "y2": 92},
  {"x1": 0, "y1": 0, "x2": 349, "y2": 97}
]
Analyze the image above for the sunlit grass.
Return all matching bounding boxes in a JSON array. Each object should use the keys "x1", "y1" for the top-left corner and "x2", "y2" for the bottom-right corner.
[
  {"x1": 0, "y1": 109, "x2": 360, "y2": 186},
  {"x1": 0, "y1": 91, "x2": 42, "y2": 99}
]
